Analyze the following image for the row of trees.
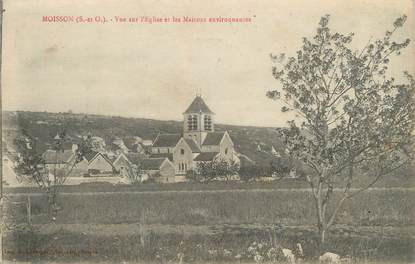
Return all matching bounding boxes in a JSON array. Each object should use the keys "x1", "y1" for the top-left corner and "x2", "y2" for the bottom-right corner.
[
  {"x1": 186, "y1": 160, "x2": 240, "y2": 182},
  {"x1": 184, "y1": 157, "x2": 300, "y2": 183}
]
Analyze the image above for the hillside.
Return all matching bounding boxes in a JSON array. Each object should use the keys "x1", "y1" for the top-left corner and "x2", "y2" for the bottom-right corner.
[{"x1": 2, "y1": 111, "x2": 285, "y2": 167}]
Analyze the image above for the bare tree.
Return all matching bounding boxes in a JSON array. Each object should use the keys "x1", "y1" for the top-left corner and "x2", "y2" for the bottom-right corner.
[
  {"x1": 267, "y1": 15, "x2": 414, "y2": 248},
  {"x1": 13, "y1": 132, "x2": 91, "y2": 218}
]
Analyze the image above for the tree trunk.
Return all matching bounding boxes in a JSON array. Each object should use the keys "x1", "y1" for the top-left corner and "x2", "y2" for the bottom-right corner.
[
  {"x1": 27, "y1": 195, "x2": 31, "y2": 225},
  {"x1": 319, "y1": 226, "x2": 326, "y2": 249},
  {"x1": 314, "y1": 184, "x2": 328, "y2": 253},
  {"x1": 315, "y1": 189, "x2": 349, "y2": 254}
]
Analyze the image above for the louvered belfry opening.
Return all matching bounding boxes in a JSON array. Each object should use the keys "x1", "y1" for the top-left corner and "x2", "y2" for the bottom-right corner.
[
  {"x1": 204, "y1": 115, "x2": 212, "y2": 131},
  {"x1": 187, "y1": 115, "x2": 198, "y2": 131}
]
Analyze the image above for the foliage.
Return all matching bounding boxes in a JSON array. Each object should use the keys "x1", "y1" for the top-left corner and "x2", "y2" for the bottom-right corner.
[
  {"x1": 125, "y1": 163, "x2": 143, "y2": 184},
  {"x1": 3, "y1": 223, "x2": 413, "y2": 262},
  {"x1": 270, "y1": 157, "x2": 297, "y2": 179},
  {"x1": 239, "y1": 165, "x2": 261, "y2": 182},
  {"x1": 239, "y1": 165, "x2": 270, "y2": 181},
  {"x1": 267, "y1": 14, "x2": 414, "y2": 247},
  {"x1": 13, "y1": 135, "x2": 45, "y2": 183},
  {"x1": 185, "y1": 169, "x2": 199, "y2": 182},
  {"x1": 195, "y1": 159, "x2": 240, "y2": 182},
  {"x1": 13, "y1": 132, "x2": 91, "y2": 218}
]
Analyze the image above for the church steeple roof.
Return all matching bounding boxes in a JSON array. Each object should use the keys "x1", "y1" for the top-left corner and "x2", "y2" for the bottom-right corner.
[{"x1": 183, "y1": 95, "x2": 214, "y2": 114}]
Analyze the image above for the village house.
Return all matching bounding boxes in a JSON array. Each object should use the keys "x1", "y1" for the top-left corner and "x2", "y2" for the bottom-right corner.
[
  {"x1": 113, "y1": 152, "x2": 148, "y2": 177},
  {"x1": 42, "y1": 149, "x2": 75, "y2": 171},
  {"x1": 113, "y1": 152, "x2": 131, "y2": 176},
  {"x1": 42, "y1": 148, "x2": 90, "y2": 177},
  {"x1": 43, "y1": 148, "x2": 117, "y2": 177},
  {"x1": 83, "y1": 150, "x2": 115, "y2": 175},
  {"x1": 140, "y1": 157, "x2": 175, "y2": 183},
  {"x1": 150, "y1": 95, "x2": 240, "y2": 180},
  {"x1": 41, "y1": 96, "x2": 242, "y2": 182}
]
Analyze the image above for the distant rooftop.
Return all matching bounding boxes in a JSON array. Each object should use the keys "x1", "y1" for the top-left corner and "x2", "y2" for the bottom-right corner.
[
  {"x1": 150, "y1": 153, "x2": 174, "y2": 161},
  {"x1": 43, "y1": 149, "x2": 73, "y2": 164},
  {"x1": 184, "y1": 138, "x2": 201, "y2": 153},
  {"x1": 202, "y1": 131, "x2": 226, "y2": 146},
  {"x1": 141, "y1": 158, "x2": 168, "y2": 170},
  {"x1": 194, "y1": 152, "x2": 219, "y2": 162},
  {"x1": 152, "y1": 134, "x2": 182, "y2": 148},
  {"x1": 183, "y1": 95, "x2": 214, "y2": 114}
]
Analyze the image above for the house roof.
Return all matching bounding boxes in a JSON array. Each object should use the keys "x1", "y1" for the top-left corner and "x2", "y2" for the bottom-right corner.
[
  {"x1": 183, "y1": 96, "x2": 214, "y2": 114},
  {"x1": 89, "y1": 152, "x2": 115, "y2": 167},
  {"x1": 152, "y1": 134, "x2": 182, "y2": 148},
  {"x1": 202, "y1": 132, "x2": 226, "y2": 146},
  {"x1": 83, "y1": 150, "x2": 99, "y2": 162},
  {"x1": 184, "y1": 138, "x2": 201, "y2": 153},
  {"x1": 43, "y1": 149, "x2": 73, "y2": 164},
  {"x1": 126, "y1": 153, "x2": 148, "y2": 165},
  {"x1": 141, "y1": 158, "x2": 168, "y2": 170},
  {"x1": 150, "y1": 153, "x2": 174, "y2": 161},
  {"x1": 194, "y1": 152, "x2": 219, "y2": 162}
]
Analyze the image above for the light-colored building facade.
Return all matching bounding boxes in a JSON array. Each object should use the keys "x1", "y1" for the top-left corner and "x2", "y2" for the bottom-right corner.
[
  {"x1": 150, "y1": 95, "x2": 239, "y2": 177},
  {"x1": 141, "y1": 157, "x2": 175, "y2": 183},
  {"x1": 83, "y1": 151, "x2": 115, "y2": 175}
]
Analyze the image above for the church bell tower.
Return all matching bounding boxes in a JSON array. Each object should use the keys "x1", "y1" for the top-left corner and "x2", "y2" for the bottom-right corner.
[{"x1": 183, "y1": 95, "x2": 214, "y2": 147}]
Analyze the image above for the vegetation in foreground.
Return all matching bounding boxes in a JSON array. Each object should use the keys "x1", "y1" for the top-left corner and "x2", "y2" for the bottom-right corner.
[
  {"x1": 4, "y1": 188, "x2": 413, "y2": 226},
  {"x1": 3, "y1": 223, "x2": 413, "y2": 263},
  {"x1": 267, "y1": 13, "x2": 414, "y2": 248}
]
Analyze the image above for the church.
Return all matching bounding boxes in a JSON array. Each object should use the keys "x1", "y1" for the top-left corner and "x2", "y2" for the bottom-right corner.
[{"x1": 150, "y1": 95, "x2": 239, "y2": 178}]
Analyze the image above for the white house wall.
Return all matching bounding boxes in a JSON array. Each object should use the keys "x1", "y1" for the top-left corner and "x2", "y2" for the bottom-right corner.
[
  {"x1": 173, "y1": 139, "x2": 194, "y2": 174},
  {"x1": 88, "y1": 155, "x2": 113, "y2": 174}
]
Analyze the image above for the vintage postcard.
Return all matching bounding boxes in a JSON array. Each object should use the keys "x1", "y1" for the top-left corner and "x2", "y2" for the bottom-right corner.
[{"x1": 1, "y1": 0, "x2": 414, "y2": 263}]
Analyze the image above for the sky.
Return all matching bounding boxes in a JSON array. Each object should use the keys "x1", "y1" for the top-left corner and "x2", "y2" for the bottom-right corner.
[{"x1": 2, "y1": 0, "x2": 414, "y2": 127}]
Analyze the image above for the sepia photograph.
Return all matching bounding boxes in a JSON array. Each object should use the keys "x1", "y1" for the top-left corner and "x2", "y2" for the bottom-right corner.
[{"x1": 1, "y1": 0, "x2": 414, "y2": 263}]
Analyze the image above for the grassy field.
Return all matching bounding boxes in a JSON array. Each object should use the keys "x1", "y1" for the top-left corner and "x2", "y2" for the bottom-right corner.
[
  {"x1": 3, "y1": 186, "x2": 414, "y2": 263},
  {"x1": 4, "y1": 188, "x2": 414, "y2": 226}
]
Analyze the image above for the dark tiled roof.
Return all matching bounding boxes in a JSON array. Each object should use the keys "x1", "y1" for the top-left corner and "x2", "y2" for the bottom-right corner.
[
  {"x1": 89, "y1": 153, "x2": 115, "y2": 168},
  {"x1": 202, "y1": 132, "x2": 226, "y2": 146},
  {"x1": 152, "y1": 134, "x2": 182, "y2": 147},
  {"x1": 150, "y1": 153, "x2": 173, "y2": 161},
  {"x1": 43, "y1": 149, "x2": 73, "y2": 164},
  {"x1": 194, "y1": 152, "x2": 219, "y2": 161},
  {"x1": 83, "y1": 150, "x2": 98, "y2": 162},
  {"x1": 141, "y1": 158, "x2": 167, "y2": 170},
  {"x1": 184, "y1": 138, "x2": 201, "y2": 153},
  {"x1": 126, "y1": 153, "x2": 148, "y2": 165},
  {"x1": 101, "y1": 154, "x2": 115, "y2": 167},
  {"x1": 183, "y1": 96, "x2": 214, "y2": 114}
]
